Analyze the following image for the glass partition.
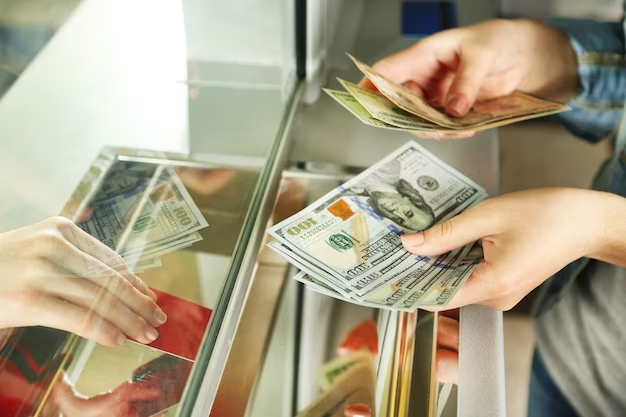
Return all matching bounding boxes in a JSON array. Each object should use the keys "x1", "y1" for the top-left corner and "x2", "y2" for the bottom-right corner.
[{"x1": 0, "y1": 0, "x2": 299, "y2": 415}]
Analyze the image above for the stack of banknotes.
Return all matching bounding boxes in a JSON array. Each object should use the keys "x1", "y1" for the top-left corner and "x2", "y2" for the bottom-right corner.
[
  {"x1": 78, "y1": 161, "x2": 208, "y2": 273},
  {"x1": 324, "y1": 54, "x2": 569, "y2": 134},
  {"x1": 267, "y1": 141, "x2": 486, "y2": 311}
]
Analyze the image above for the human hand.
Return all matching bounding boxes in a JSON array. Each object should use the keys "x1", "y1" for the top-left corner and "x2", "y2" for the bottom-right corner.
[
  {"x1": 401, "y1": 188, "x2": 616, "y2": 310},
  {"x1": 358, "y1": 19, "x2": 577, "y2": 139},
  {"x1": 53, "y1": 373, "x2": 162, "y2": 417},
  {"x1": 0, "y1": 216, "x2": 166, "y2": 346}
]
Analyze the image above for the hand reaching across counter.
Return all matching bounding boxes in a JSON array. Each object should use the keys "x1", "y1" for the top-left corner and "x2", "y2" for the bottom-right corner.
[{"x1": 0, "y1": 216, "x2": 166, "y2": 346}]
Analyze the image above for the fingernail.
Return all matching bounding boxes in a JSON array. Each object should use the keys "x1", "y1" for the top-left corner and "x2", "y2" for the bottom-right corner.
[
  {"x1": 401, "y1": 232, "x2": 425, "y2": 247},
  {"x1": 154, "y1": 308, "x2": 167, "y2": 325},
  {"x1": 447, "y1": 96, "x2": 469, "y2": 117},
  {"x1": 429, "y1": 97, "x2": 443, "y2": 107},
  {"x1": 344, "y1": 404, "x2": 372, "y2": 417},
  {"x1": 117, "y1": 334, "x2": 127, "y2": 346},
  {"x1": 146, "y1": 328, "x2": 159, "y2": 342}
]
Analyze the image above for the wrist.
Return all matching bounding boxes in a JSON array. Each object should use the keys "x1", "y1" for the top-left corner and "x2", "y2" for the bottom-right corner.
[
  {"x1": 586, "y1": 192, "x2": 626, "y2": 266},
  {"x1": 516, "y1": 19, "x2": 579, "y2": 102}
]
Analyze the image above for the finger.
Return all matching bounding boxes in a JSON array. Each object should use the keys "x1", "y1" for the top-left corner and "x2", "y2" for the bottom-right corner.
[
  {"x1": 31, "y1": 296, "x2": 126, "y2": 346},
  {"x1": 42, "y1": 236, "x2": 165, "y2": 327},
  {"x1": 437, "y1": 316, "x2": 459, "y2": 351},
  {"x1": 357, "y1": 77, "x2": 378, "y2": 92},
  {"x1": 369, "y1": 34, "x2": 459, "y2": 86},
  {"x1": 445, "y1": 49, "x2": 494, "y2": 116},
  {"x1": 400, "y1": 201, "x2": 499, "y2": 256},
  {"x1": 410, "y1": 131, "x2": 476, "y2": 140},
  {"x1": 437, "y1": 348, "x2": 459, "y2": 384},
  {"x1": 46, "y1": 278, "x2": 160, "y2": 344},
  {"x1": 51, "y1": 217, "x2": 157, "y2": 302},
  {"x1": 434, "y1": 260, "x2": 511, "y2": 310},
  {"x1": 417, "y1": 72, "x2": 455, "y2": 107}
]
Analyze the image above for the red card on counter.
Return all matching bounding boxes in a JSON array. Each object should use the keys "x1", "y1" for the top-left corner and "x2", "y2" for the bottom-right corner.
[{"x1": 131, "y1": 289, "x2": 212, "y2": 361}]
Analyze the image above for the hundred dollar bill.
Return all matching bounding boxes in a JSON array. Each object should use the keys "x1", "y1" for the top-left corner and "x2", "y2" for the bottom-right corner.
[
  {"x1": 267, "y1": 141, "x2": 486, "y2": 295},
  {"x1": 269, "y1": 241, "x2": 354, "y2": 298},
  {"x1": 347, "y1": 54, "x2": 569, "y2": 130},
  {"x1": 80, "y1": 164, "x2": 208, "y2": 259},
  {"x1": 295, "y1": 243, "x2": 479, "y2": 310},
  {"x1": 418, "y1": 243, "x2": 483, "y2": 307},
  {"x1": 294, "y1": 271, "x2": 346, "y2": 300},
  {"x1": 132, "y1": 256, "x2": 163, "y2": 273},
  {"x1": 122, "y1": 231, "x2": 203, "y2": 259},
  {"x1": 359, "y1": 252, "x2": 452, "y2": 309},
  {"x1": 393, "y1": 246, "x2": 474, "y2": 311}
]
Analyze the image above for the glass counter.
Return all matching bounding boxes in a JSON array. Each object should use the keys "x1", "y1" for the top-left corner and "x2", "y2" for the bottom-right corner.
[
  {"x1": 0, "y1": 0, "x2": 299, "y2": 415},
  {"x1": 0, "y1": 1, "x2": 505, "y2": 416}
]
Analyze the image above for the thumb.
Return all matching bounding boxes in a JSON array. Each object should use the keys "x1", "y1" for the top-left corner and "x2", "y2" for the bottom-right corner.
[
  {"x1": 445, "y1": 50, "x2": 493, "y2": 117},
  {"x1": 401, "y1": 206, "x2": 496, "y2": 256}
]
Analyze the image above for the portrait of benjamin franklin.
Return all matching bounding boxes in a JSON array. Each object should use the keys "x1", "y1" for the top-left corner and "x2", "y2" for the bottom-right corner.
[{"x1": 347, "y1": 159, "x2": 435, "y2": 232}]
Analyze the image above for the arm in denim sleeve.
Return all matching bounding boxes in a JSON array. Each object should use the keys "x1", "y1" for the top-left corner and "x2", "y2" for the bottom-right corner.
[{"x1": 548, "y1": 18, "x2": 626, "y2": 142}]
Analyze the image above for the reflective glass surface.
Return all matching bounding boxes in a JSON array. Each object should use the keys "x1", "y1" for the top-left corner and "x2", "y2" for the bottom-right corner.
[{"x1": 0, "y1": 0, "x2": 297, "y2": 415}]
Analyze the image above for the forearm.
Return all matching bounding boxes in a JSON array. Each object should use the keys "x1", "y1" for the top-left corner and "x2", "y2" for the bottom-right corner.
[{"x1": 588, "y1": 191, "x2": 626, "y2": 268}]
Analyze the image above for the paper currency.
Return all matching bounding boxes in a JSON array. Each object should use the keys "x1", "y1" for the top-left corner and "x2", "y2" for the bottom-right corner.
[
  {"x1": 324, "y1": 54, "x2": 569, "y2": 133},
  {"x1": 330, "y1": 80, "x2": 474, "y2": 134},
  {"x1": 267, "y1": 140, "x2": 484, "y2": 310},
  {"x1": 78, "y1": 161, "x2": 208, "y2": 271},
  {"x1": 347, "y1": 54, "x2": 569, "y2": 129}
]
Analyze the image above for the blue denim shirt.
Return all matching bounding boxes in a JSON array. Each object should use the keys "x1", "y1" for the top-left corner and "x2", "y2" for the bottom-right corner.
[{"x1": 534, "y1": 16, "x2": 626, "y2": 316}]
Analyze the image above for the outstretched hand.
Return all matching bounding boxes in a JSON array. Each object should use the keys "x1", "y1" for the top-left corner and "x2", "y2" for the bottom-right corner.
[{"x1": 0, "y1": 217, "x2": 166, "y2": 346}]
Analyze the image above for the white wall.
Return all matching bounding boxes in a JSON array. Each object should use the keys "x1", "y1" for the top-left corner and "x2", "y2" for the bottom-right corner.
[{"x1": 0, "y1": 0, "x2": 189, "y2": 231}]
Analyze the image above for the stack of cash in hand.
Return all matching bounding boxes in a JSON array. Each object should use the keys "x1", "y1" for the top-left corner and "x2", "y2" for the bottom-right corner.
[
  {"x1": 324, "y1": 54, "x2": 569, "y2": 134},
  {"x1": 78, "y1": 162, "x2": 208, "y2": 273},
  {"x1": 267, "y1": 141, "x2": 486, "y2": 311}
]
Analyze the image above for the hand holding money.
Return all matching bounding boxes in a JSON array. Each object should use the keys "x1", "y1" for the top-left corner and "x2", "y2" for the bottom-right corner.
[
  {"x1": 267, "y1": 141, "x2": 486, "y2": 311},
  {"x1": 0, "y1": 216, "x2": 165, "y2": 346},
  {"x1": 401, "y1": 188, "x2": 621, "y2": 311},
  {"x1": 356, "y1": 19, "x2": 578, "y2": 118},
  {"x1": 326, "y1": 19, "x2": 577, "y2": 139}
]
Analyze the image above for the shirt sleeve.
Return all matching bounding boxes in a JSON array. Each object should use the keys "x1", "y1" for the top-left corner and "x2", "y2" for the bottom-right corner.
[{"x1": 548, "y1": 18, "x2": 626, "y2": 142}]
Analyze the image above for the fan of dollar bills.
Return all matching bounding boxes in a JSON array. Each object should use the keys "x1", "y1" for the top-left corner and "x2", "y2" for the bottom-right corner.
[
  {"x1": 267, "y1": 141, "x2": 486, "y2": 311},
  {"x1": 324, "y1": 54, "x2": 569, "y2": 134},
  {"x1": 78, "y1": 162, "x2": 208, "y2": 273}
]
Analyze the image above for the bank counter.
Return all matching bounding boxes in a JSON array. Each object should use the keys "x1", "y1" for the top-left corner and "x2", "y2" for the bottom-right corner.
[{"x1": 0, "y1": 0, "x2": 505, "y2": 416}]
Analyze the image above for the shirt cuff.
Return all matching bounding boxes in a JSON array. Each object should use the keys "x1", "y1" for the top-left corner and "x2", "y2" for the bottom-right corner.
[{"x1": 548, "y1": 18, "x2": 626, "y2": 141}]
